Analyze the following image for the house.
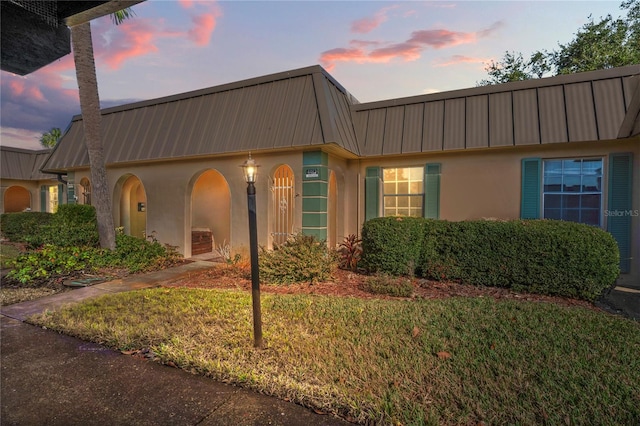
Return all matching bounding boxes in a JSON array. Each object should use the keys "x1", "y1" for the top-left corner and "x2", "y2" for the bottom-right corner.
[
  {"x1": 0, "y1": 146, "x2": 61, "y2": 213},
  {"x1": 4, "y1": 64, "x2": 639, "y2": 286}
]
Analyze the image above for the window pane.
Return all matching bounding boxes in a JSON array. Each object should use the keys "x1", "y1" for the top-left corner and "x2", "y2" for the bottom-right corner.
[
  {"x1": 544, "y1": 160, "x2": 562, "y2": 176},
  {"x1": 582, "y1": 159, "x2": 602, "y2": 175},
  {"x1": 544, "y1": 208, "x2": 562, "y2": 220},
  {"x1": 397, "y1": 182, "x2": 408, "y2": 193},
  {"x1": 397, "y1": 208, "x2": 409, "y2": 216},
  {"x1": 562, "y1": 209, "x2": 580, "y2": 222},
  {"x1": 563, "y1": 159, "x2": 581, "y2": 174},
  {"x1": 397, "y1": 196, "x2": 409, "y2": 207},
  {"x1": 383, "y1": 169, "x2": 396, "y2": 181},
  {"x1": 581, "y1": 209, "x2": 600, "y2": 226},
  {"x1": 582, "y1": 176, "x2": 601, "y2": 192},
  {"x1": 563, "y1": 176, "x2": 581, "y2": 192},
  {"x1": 384, "y1": 197, "x2": 396, "y2": 208},
  {"x1": 581, "y1": 194, "x2": 600, "y2": 209},
  {"x1": 563, "y1": 194, "x2": 580, "y2": 209},
  {"x1": 544, "y1": 194, "x2": 561, "y2": 208},
  {"x1": 383, "y1": 182, "x2": 395, "y2": 194},
  {"x1": 544, "y1": 176, "x2": 562, "y2": 192},
  {"x1": 409, "y1": 182, "x2": 423, "y2": 194},
  {"x1": 383, "y1": 167, "x2": 424, "y2": 217},
  {"x1": 410, "y1": 167, "x2": 423, "y2": 181}
]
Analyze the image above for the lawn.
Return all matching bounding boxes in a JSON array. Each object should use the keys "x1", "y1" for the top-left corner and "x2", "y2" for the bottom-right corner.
[{"x1": 30, "y1": 287, "x2": 640, "y2": 425}]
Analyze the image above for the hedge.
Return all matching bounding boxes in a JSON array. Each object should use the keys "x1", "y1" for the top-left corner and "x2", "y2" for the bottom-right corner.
[
  {"x1": 0, "y1": 212, "x2": 52, "y2": 243},
  {"x1": 361, "y1": 217, "x2": 620, "y2": 301}
]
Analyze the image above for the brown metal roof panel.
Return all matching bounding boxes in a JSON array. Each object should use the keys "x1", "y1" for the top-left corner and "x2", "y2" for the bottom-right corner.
[
  {"x1": 293, "y1": 77, "x2": 325, "y2": 147},
  {"x1": 443, "y1": 98, "x2": 465, "y2": 150},
  {"x1": 191, "y1": 91, "x2": 231, "y2": 156},
  {"x1": 465, "y1": 95, "x2": 489, "y2": 149},
  {"x1": 565, "y1": 82, "x2": 598, "y2": 142},
  {"x1": 211, "y1": 87, "x2": 246, "y2": 153},
  {"x1": 623, "y1": 75, "x2": 637, "y2": 109},
  {"x1": 272, "y1": 77, "x2": 309, "y2": 149},
  {"x1": 253, "y1": 81, "x2": 287, "y2": 150},
  {"x1": 352, "y1": 110, "x2": 369, "y2": 150},
  {"x1": 538, "y1": 86, "x2": 568, "y2": 144},
  {"x1": 0, "y1": 148, "x2": 33, "y2": 179},
  {"x1": 32, "y1": 151, "x2": 54, "y2": 179},
  {"x1": 325, "y1": 79, "x2": 358, "y2": 153},
  {"x1": 141, "y1": 102, "x2": 173, "y2": 160},
  {"x1": 155, "y1": 98, "x2": 191, "y2": 158},
  {"x1": 382, "y1": 106, "x2": 404, "y2": 155},
  {"x1": 489, "y1": 92, "x2": 514, "y2": 147},
  {"x1": 363, "y1": 109, "x2": 386, "y2": 156},
  {"x1": 593, "y1": 78, "x2": 626, "y2": 140},
  {"x1": 423, "y1": 101, "x2": 444, "y2": 151},
  {"x1": 402, "y1": 103, "x2": 424, "y2": 153},
  {"x1": 513, "y1": 89, "x2": 540, "y2": 145}
]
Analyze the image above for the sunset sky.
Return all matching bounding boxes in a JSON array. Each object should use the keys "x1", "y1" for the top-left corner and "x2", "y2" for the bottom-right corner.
[{"x1": 0, "y1": 0, "x2": 625, "y2": 150}]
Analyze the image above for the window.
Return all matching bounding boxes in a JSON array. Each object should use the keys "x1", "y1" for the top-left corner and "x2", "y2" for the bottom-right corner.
[
  {"x1": 542, "y1": 158, "x2": 602, "y2": 226},
  {"x1": 383, "y1": 167, "x2": 423, "y2": 217},
  {"x1": 48, "y1": 186, "x2": 59, "y2": 213}
]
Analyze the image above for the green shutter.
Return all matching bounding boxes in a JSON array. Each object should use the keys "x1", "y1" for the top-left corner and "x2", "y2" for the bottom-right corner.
[
  {"x1": 607, "y1": 152, "x2": 633, "y2": 273},
  {"x1": 424, "y1": 163, "x2": 441, "y2": 219},
  {"x1": 58, "y1": 184, "x2": 64, "y2": 206},
  {"x1": 521, "y1": 158, "x2": 541, "y2": 219},
  {"x1": 365, "y1": 167, "x2": 380, "y2": 221},
  {"x1": 40, "y1": 185, "x2": 47, "y2": 212}
]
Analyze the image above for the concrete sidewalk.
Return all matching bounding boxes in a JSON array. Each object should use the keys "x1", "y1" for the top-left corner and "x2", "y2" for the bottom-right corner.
[{"x1": 1, "y1": 261, "x2": 349, "y2": 426}]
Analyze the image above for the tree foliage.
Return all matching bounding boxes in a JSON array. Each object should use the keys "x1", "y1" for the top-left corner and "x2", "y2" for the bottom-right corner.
[
  {"x1": 479, "y1": 0, "x2": 639, "y2": 85},
  {"x1": 39, "y1": 127, "x2": 61, "y2": 148}
]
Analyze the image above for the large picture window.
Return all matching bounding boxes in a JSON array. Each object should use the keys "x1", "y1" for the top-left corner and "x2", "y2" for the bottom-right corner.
[
  {"x1": 383, "y1": 167, "x2": 423, "y2": 217},
  {"x1": 543, "y1": 158, "x2": 602, "y2": 226}
]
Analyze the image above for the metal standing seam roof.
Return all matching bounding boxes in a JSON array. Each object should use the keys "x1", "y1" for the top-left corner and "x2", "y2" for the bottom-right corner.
[
  {"x1": 0, "y1": 146, "x2": 53, "y2": 180},
  {"x1": 353, "y1": 64, "x2": 640, "y2": 157},
  {"x1": 41, "y1": 65, "x2": 360, "y2": 173}
]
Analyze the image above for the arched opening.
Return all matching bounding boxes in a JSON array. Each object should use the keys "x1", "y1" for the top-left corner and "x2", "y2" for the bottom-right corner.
[
  {"x1": 116, "y1": 175, "x2": 147, "y2": 238},
  {"x1": 190, "y1": 169, "x2": 231, "y2": 255},
  {"x1": 4, "y1": 186, "x2": 31, "y2": 212},
  {"x1": 328, "y1": 171, "x2": 337, "y2": 248},
  {"x1": 79, "y1": 177, "x2": 91, "y2": 205},
  {"x1": 271, "y1": 165, "x2": 295, "y2": 246}
]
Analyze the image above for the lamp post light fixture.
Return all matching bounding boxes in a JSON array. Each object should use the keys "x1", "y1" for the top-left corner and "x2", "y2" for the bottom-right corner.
[{"x1": 241, "y1": 154, "x2": 263, "y2": 348}]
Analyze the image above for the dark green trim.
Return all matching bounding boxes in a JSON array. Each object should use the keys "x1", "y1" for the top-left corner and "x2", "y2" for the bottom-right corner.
[
  {"x1": 365, "y1": 166, "x2": 380, "y2": 221},
  {"x1": 303, "y1": 151, "x2": 328, "y2": 166},
  {"x1": 607, "y1": 152, "x2": 633, "y2": 274},
  {"x1": 302, "y1": 197, "x2": 327, "y2": 212},
  {"x1": 521, "y1": 158, "x2": 541, "y2": 219},
  {"x1": 303, "y1": 181, "x2": 328, "y2": 197},
  {"x1": 302, "y1": 212, "x2": 327, "y2": 227},
  {"x1": 424, "y1": 163, "x2": 441, "y2": 219},
  {"x1": 40, "y1": 185, "x2": 46, "y2": 212}
]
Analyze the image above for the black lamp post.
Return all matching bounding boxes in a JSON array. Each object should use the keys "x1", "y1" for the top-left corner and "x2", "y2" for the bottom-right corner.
[{"x1": 241, "y1": 154, "x2": 263, "y2": 348}]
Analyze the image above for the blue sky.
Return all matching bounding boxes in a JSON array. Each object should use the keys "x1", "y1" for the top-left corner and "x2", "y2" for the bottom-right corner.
[{"x1": 0, "y1": 0, "x2": 625, "y2": 149}]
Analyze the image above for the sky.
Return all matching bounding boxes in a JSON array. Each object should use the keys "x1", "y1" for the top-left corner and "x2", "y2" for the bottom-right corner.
[{"x1": 0, "y1": 0, "x2": 627, "y2": 150}]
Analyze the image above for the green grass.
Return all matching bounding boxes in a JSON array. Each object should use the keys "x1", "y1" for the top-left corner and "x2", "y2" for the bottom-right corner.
[{"x1": 30, "y1": 288, "x2": 640, "y2": 425}]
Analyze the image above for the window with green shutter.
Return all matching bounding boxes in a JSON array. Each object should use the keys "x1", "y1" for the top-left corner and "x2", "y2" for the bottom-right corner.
[{"x1": 424, "y1": 163, "x2": 441, "y2": 219}]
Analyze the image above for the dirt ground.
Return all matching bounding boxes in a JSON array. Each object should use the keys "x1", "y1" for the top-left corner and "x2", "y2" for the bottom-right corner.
[{"x1": 165, "y1": 264, "x2": 598, "y2": 311}]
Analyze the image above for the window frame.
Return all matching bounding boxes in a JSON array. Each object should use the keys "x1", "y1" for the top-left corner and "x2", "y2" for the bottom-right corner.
[
  {"x1": 382, "y1": 166, "x2": 424, "y2": 217},
  {"x1": 541, "y1": 156, "x2": 604, "y2": 227}
]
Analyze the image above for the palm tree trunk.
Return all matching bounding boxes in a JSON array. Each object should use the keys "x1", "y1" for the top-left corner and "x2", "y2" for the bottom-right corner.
[{"x1": 70, "y1": 22, "x2": 116, "y2": 250}]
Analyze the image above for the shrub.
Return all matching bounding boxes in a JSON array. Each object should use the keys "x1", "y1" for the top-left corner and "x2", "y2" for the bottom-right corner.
[
  {"x1": 259, "y1": 233, "x2": 338, "y2": 285},
  {"x1": 362, "y1": 274, "x2": 413, "y2": 297},
  {"x1": 361, "y1": 218, "x2": 620, "y2": 301},
  {"x1": 361, "y1": 217, "x2": 425, "y2": 276},
  {"x1": 42, "y1": 204, "x2": 99, "y2": 247},
  {"x1": 99, "y1": 234, "x2": 181, "y2": 273},
  {"x1": 338, "y1": 234, "x2": 362, "y2": 271},
  {"x1": 0, "y1": 212, "x2": 52, "y2": 243}
]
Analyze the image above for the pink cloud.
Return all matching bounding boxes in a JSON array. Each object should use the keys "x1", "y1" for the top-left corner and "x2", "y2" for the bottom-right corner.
[
  {"x1": 188, "y1": 12, "x2": 219, "y2": 46},
  {"x1": 351, "y1": 6, "x2": 398, "y2": 34},
  {"x1": 99, "y1": 20, "x2": 159, "y2": 70},
  {"x1": 179, "y1": 0, "x2": 194, "y2": 8},
  {"x1": 433, "y1": 55, "x2": 488, "y2": 67},
  {"x1": 320, "y1": 21, "x2": 504, "y2": 70}
]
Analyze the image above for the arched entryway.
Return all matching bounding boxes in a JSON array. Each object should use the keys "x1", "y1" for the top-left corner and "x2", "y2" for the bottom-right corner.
[
  {"x1": 115, "y1": 174, "x2": 147, "y2": 238},
  {"x1": 4, "y1": 186, "x2": 31, "y2": 212},
  {"x1": 79, "y1": 177, "x2": 91, "y2": 205},
  {"x1": 190, "y1": 169, "x2": 231, "y2": 255},
  {"x1": 271, "y1": 165, "x2": 294, "y2": 246}
]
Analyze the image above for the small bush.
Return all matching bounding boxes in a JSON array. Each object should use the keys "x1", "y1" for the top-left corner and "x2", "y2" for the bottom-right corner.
[
  {"x1": 338, "y1": 234, "x2": 362, "y2": 271},
  {"x1": 0, "y1": 212, "x2": 52, "y2": 243},
  {"x1": 362, "y1": 274, "x2": 413, "y2": 297},
  {"x1": 259, "y1": 233, "x2": 338, "y2": 285},
  {"x1": 99, "y1": 234, "x2": 181, "y2": 273}
]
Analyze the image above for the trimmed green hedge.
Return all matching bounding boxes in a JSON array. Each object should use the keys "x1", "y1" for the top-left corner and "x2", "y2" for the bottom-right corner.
[
  {"x1": 361, "y1": 217, "x2": 620, "y2": 301},
  {"x1": 0, "y1": 212, "x2": 52, "y2": 243}
]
